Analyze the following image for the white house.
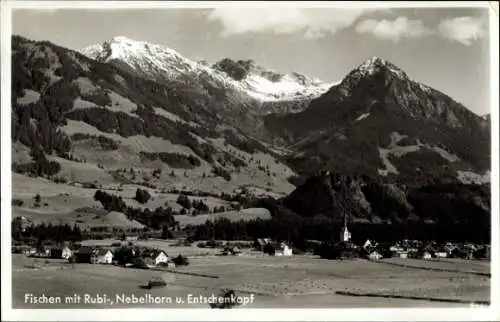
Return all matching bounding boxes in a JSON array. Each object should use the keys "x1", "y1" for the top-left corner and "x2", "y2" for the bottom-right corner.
[
  {"x1": 91, "y1": 249, "x2": 113, "y2": 264},
  {"x1": 422, "y1": 251, "x2": 433, "y2": 260},
  {"x1": 154, "y1": 250, "x2": 169, "y2": 265},
  {"x1": 274, "y1": 243, "x2": 293, "y2": 256},
  {"x1": 398, "y1": 252, "x2": 408, "y2": 259},
  {"x1": 62, "y1": 246, "x2": 73, "y2": 260},
  {"x1": 368, "y1": 250, "x2": 382, "y2": 260},
  {"x1": 435, "y1": 251, "x2": 448, "y2": 258}
]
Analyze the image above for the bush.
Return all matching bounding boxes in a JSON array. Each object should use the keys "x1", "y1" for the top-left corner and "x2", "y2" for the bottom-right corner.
[
  {"x1": 12, "y1": 199, "x2": 24, "y2": 207},
  {"x1": 135, "y1": 188, "x2": 151, "y2": 204},
  {"x1": 172, "y1": 254, "x2": 189, "y2": 266},
  {"x1": 177, "y1": 194, "x2": 192, "y2": 209}
]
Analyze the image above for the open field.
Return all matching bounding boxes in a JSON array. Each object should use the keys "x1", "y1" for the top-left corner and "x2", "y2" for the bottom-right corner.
[
  {"x1": 12, "y1": 253, "x2": 489, "y2": 308},
  {"x1": 11, "y1": 173, "x2": 271, "y2": 229},
  {"x1": 80, "y1": 239, "x2": 223, "y2": 257},
  {"x1": 376, "y1": 257, "x2": 490, "y2": 275},
  {"x1": 175, "y1": 208, "x2": 272, "y2": 226}
]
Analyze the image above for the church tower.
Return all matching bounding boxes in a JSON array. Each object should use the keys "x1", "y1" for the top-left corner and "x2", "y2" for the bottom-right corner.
[{"x1": 341, "y1": 212, "x2": 351, "y2": 242}]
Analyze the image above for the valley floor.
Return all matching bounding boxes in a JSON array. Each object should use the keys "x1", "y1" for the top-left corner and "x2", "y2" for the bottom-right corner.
[{"x1": 12, "y1": 250, "x2": 490, "y2": 309}]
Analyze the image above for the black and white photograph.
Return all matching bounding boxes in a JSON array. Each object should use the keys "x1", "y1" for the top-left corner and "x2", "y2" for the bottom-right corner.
[{"x1": 1, "y1": 1, "x2": 499, "y2": 320}]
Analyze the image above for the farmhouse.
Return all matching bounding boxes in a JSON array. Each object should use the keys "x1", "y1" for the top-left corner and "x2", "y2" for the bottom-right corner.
[
  {"x1": 276, "y1": 243, "x2": 293, "y2": 256},
  {"x1": 368, "y1": 250, "x2": 383, "y2": 260},
  {"x1": 73, "y1": 246, "x2": 95, "y2": 263},
  {"x1": 264, "y1": 242, "x2": 293, "y2": 256},
  {"x1": 12, "y1": 245, "x2": 37, "y2": 255},
  {"x1": 125, "y1": 235, "x2": 139, "y2": 242},
  {"x1": 142, "y1": 249, "x2": 169, "y2": 266},
  {"x1": 91, "y1": 249, "x2": 113, "y2": 264},
  {"x1": 396, "y1": 250, "x2": 408, "y2": 258},
  {"x1": 434, "y1": 248, "x2": 448, "y2": 258},
  {"x1": 254, "y1": 238, "x2": 272, "y2": 251},
  {"x1": 49, "y1": 246, "x2": 73, "y2": 259},
  {"x1": 420, "y1": 250, "x2": 433, "y2": 260},
  {"x1": 223, "y1": 246, "x2": 241, "y2": 256},
  {"x1": 363, "y1": 239, "x2": 373, "y2": 249}
]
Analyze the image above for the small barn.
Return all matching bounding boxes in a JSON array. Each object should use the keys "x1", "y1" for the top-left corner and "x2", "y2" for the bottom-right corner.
[
  {"x1": 49, "y1": 245, "x2": 73, "y2": 259},
  {"x1": 74, "y1": 246, "x2": 95, "y2": 263},
  {"x1": 263, "y1": 242, "x2": 292, "y2": 256}
]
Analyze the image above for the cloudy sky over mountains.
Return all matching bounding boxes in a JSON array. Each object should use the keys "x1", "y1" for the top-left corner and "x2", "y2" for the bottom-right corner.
[{"x1": 13, "y1": 6, "x2": 491, "y2": 115}]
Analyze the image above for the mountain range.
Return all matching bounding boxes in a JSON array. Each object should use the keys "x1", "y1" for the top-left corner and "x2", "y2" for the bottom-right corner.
[{"x1": 11, "y1": 35, "x2": 490, "y2": 204}]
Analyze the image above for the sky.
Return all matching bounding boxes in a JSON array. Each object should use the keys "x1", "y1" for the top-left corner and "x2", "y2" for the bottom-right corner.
[{"x1": 12, "y1": 6, "x2": 492, "y2": 115}]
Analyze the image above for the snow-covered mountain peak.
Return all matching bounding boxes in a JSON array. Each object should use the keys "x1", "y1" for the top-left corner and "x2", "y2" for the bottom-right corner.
[
  {"x1": 80, "y1": 37, "x2": 335, "y2": 102},
  {"x1": 81, "y1": 36, "x2": 197, "y2": 78},
  {"x1": 355, "y1": 56, "x2": 408, "y2": 79}
]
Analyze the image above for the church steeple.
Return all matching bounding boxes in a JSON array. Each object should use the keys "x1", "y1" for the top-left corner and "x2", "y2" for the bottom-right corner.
[{"x1": 341, "y1": 212, "x2": 351, "y2": 242}]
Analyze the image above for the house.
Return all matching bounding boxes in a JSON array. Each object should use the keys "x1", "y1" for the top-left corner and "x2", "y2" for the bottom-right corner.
[
  {"x1": 49, "y1": 246, "x2": 72, "y2": 259},
  {"x1": 61, "y1": 246, "x2": 73, "y2": 259},
  {"x1": 397, "y1": 251, "x2": 409, "y2": 258},
  {"x1": 335, "y1": 241, "x2": 359, "y2": 259},
  {"x1": 125, "y1": 236, "x2": 139, "y2": 242},
  {"x1": 12, "y1": 245, "x2": 35, "y2": 255},
  {"x1": 450, "y1": 248, "x2": 467, "y2": 259},
  {"x1": 363, "y1": 239, "x2": 373, "y2": 249},
  {"x1": 74, "y1": 246, "x2": 95, "y2": 263},
  {"x1": 368, "y1": 250, "x2": 383, "y2": 260},
  {"x1": 434, "y1": 248, "x2": 448, "y2": 258},
  {"x1": 473, "y1": 246, "x2": 490, "y2": 260},
  {"x1": 224, "y1": 246, "x2": 241, "y2": 256},
  {"x1": 422, "y1": 251, "x2": 433, "y2": 260},
  {"x1": 254, "y1": 238, "x2": 272, "y2": 251},
  {"x1": 142, "y1": 249, "x2": 169, "y2": 266},
  {"x1": 24, "y1": 246, "x2": 37, "y2": 256},
  {"x1": 264, "y1": 242, "x2": 292, "y2": 256},
  {"x1": 91, "y1": 249, "x2": 113, "y2": 264}
]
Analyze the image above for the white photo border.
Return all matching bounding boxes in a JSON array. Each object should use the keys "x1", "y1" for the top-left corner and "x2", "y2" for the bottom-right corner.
[{"x1": 1, "y1": 1, "x2": 498, "y2": 321}]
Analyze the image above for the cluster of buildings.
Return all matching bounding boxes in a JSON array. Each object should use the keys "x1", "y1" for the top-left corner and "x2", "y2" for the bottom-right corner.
[
  {"x1": 360, "y1": 238, "x2": 490, "y2": 261},
  {"x1": 14, "y1": 243, "x2": 177, "y2": 268},
  {"x1": 331, "y1": 218, "x2": 490, "y2": 261},
  {"x1": 254, "y1": 238, "x2": 293, "y2": 256}
]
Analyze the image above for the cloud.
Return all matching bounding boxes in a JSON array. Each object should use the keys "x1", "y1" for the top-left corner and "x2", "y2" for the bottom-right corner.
[
  {"x1": 206, "y1": 8, "x2": 390, "y2": 39},
  {"x1": 437, "y1": 16, "x2": 486, "y2": 46},
  {"x1": 355, "y1": 17, "x2": 432, "y2": 42}
]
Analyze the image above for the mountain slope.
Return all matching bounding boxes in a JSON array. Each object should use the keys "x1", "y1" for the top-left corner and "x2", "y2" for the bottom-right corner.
[
  {"x1": 281, "y1": 171, "x2": 490, "y2": 239},
  {"x1": 264, "y1": 57, "x2": 490, "y2": 184},
  {"x1": 11, "y1": 35, "x2": 297, "y2": 197}
]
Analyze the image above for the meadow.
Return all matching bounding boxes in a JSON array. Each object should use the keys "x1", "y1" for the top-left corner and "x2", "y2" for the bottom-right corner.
[{"x1": 12, "y1": 251, "x2": 490, "y2": 309}]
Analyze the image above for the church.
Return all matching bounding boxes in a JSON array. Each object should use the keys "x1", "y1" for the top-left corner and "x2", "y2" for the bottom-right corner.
[{"x1": 340, "y1": 214, "x2": 352, "y2": 242}]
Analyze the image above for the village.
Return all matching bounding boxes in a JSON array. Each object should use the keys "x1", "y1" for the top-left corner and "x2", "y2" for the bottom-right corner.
[
  {"x1": 12, "y1": 219, "x2": 491, "y2": 269},
  {"x1": 10, "y1": 214, "x2": 492, "y2": 310}
]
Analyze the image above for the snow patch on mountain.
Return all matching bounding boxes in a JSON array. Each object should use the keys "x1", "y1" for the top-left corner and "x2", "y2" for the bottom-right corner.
[
  {"x1": 241, "y1": 73, "x2": 333, "y2": 101},
  {"x1": 153, "y1": 107, "x2": 201, "y2": 128},
  {"x1": 355, "y1": 56, "x2": 408, "y2": 79},
  {"x1": 80, "y1": 36, "x2": 334, "y2": 102},
  {"x1": 355, "y1": 112, "x2": 370, "y2": 122}
]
